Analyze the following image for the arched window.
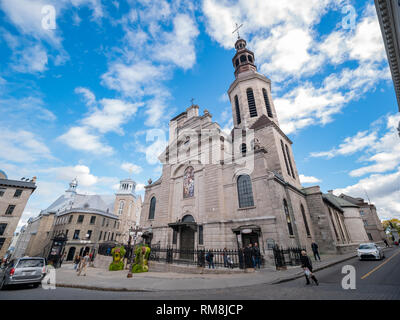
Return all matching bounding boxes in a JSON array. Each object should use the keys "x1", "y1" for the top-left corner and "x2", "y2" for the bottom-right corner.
[
  {"x1": 234, "y1": 95, "x2": 241, "y2": 125},
  {"x1": 237, "y1": 175, "x2": 254, "y2": 208},
  {"x1": 235, "y1": 59, "x2": 239, "y2": 67},
  {"x1": 248, "y1": 55, "x2": 253, "y2": 63},
  {"x1": 182, "y1": 215, "x2": 195, "y2": 222},
  {"x1": 284, "y1": 199, "x2": 294, "y2": 236},
  {"x1": 301, "y1": 204, "x2": 311, "y2": 236},
  {"x1": 148, "y1": 197, "x2": 156, "y2": 220},
  {"x1": 183, "y1": 166, "x2": 194, "y2": 198},
  {"x1": 246, "y1": 88, "x2": 257, "y2": 117},
  {"x1": 118, "y1": 200, "x2": 124, "y2": 215},
  {"x1": 262, "y1": 88, "x2": 273, "y2": 118},
  {"x1": 241, "y1": 143, "x2": 247, "y2": 157},
  {"x1": 280, "y1": 140, "x2": 291, "y2": 176},
  {"x1": 240, "y1": 55, "x2": 247, "y2": 63},
  {"x1": 285, "y1": 144, "x2": 296, "y2": 179}
]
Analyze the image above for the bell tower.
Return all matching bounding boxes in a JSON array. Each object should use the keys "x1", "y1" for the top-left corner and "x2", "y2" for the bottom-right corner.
[
  {"x1": 228, "y1": 35, "x2": 301, "y2": 188},
  {"x1": 228, "y1": 37, "x2": 279, "y2": 129}
]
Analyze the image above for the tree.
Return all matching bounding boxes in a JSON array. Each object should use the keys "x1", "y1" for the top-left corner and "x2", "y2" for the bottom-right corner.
[{"x1": 382, "y1": 218, "x2": 400, "y2": 234}]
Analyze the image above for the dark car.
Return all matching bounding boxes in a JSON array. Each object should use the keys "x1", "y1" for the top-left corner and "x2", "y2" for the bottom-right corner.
[{"x1": 0, "y1": 257, "x2": 46, "y2": 289}]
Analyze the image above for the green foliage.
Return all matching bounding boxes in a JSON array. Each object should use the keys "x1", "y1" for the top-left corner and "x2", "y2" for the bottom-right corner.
[
  {"x1": 131, "y1": 244, "x2": 150, "y2": 273},
  {"x1": 108, "y1": 246, "x2": 126, "y2": 271}
]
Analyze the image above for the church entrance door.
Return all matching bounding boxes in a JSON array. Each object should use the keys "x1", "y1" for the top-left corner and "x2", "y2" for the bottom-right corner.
[
  {"x1": 180, "y1": 226, "x2": 195, "y2": 260},
  {"x1": 242, "y1": 232, "x2": 259, "y2": 248}
]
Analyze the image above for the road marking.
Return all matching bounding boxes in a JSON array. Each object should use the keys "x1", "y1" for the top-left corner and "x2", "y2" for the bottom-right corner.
[{"x1": 361, "y1": 250, "x2": 400, "y2": 280}]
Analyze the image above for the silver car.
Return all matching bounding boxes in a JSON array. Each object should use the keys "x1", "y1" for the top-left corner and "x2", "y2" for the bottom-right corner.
[
  {"x1": 0, "y1": 257, "x2": 46, "y2": 289},
  {"x1": 357, "y1": 243, "x2": 385, "y2": 261}
]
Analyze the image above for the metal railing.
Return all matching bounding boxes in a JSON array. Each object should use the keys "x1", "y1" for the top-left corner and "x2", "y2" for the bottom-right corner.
[
  {"x1": 272, "y1": 246, "x2": 304, "y2": 269},
  {"x1": 148, "y1": 247, "x2": 265, "y2": 269}
]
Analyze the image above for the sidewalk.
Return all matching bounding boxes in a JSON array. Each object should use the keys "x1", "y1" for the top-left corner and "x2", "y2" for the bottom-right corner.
[{"x1": 55, "y1": 252, "x2": 357, "y2": 292}]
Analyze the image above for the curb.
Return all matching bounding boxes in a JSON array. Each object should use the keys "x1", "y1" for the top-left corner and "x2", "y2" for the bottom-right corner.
[
  {"x1": 269, "y1": 254, "x2": 357, "y2": 284},
  {"x1": 56, "y1": 283, "x2": 155, "y2": 292}
]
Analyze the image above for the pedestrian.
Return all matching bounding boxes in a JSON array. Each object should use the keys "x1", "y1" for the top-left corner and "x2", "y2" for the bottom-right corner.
[
  {"x1": 73, "y1": 254, "x2": 80, "y2": 270},
  {"x1": 300, "y1": 250, "x2": 319, "y2": 285},
  {"x1": 59, "y1": 252, "x2": 66, "y2": 268},
  {"x1": 383, "y1": 239, "x2": 389, "y2": 248},
  {"x1": 205, "y1": 250, "x2": 215, "y2": 269},
  {"x1": 253, "y1": 243, "x2": 262, "y2": 269},
  {"x1": 311, "y1": 241, "x2": 321, "y2": 261},
  {"x1": 77, "y1": 252, "x2": 90, "y2": 276},
  {"x1": 223, "y1": 248, "x2": 228, "y2": 268},
  {"x1": 244, "y1": 244, "x2": 253, "y2": 269}
]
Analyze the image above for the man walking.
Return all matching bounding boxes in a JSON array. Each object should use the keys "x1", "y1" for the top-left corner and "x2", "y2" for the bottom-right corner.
[
  {"x1": 383, "y1": 238, "x2": 389, "y2": 248},
  {"x1": 205, "y1": 250, "x2": 215, "y2": 269},
  {"x1": 77, "y1": 252, "x2": 90, "y2": 276},
  {"x1": 311, "y1": 241, "x2": 321, "y2": 261},
  {"x1": 300, "y1": 250, "x2": 319, "y2": 286}
]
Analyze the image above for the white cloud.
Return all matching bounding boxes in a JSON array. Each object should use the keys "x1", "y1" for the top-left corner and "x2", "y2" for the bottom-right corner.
[
  {"x1": 11, "y1": 44, "x2": 48, "y2": 73},
  {"x1": 334, "y1": 169, "x2": 400, "y2": 220},
  {"x1": 153, "y1": 14, "x2": 199, "y2": 69},
  {"x1": 310, "y1": 131, "x2": 378, "y2": 159},
  {"x1": 0, "y1": 129, "x2": 52, "y2": 163},
  {"x1": 58, "y1": 126, "x2": 114, "y2": 155},
  {"x1": 41, "y1": 165, "x2": 99, "y2": 187},
  {"x1": 82, "y1": 98, "x2": 141, "y2": 134},
  {"x1": 75, "y1": 87, "x2": 96, "y2": 106},
  {"x1": 121, "y1": 162, "x2": 143, "y2": 174},
  {"x1": 299, "y1": 174, "x2": 322, "y2": 184},
  {"x1": 101, "y1": 61, "x2": 168, "y2": 98}
]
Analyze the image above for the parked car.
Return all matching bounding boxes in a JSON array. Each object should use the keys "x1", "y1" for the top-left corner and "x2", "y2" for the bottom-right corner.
[
  {"x1": 357, "y1": 243, "x2": 385, "y2": 261},
  {"x1": 0, "y1": 257, "x2": 46, "y2": 289}
]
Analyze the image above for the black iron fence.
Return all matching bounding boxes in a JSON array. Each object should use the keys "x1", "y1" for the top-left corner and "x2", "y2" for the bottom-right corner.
[
  {"x1": 272, "y1": 246, "x2": 304, "y2": 269},
  {"x1": 148, "y1": 247, "x2": 264, "y2": 269}
]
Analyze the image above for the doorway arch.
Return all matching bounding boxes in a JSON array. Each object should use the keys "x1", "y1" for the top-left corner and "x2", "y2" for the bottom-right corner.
[{"x1": 67, "y1": 247, "x2": 76, "y2": 261}]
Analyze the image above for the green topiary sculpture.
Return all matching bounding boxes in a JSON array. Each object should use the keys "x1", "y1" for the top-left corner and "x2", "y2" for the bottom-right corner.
[
  {"x1": 131, "y1": 244, "x2": 151, "y2": 273},
  {"x1": 109, "y1": 246, "x2": 126, "y2": 271}
]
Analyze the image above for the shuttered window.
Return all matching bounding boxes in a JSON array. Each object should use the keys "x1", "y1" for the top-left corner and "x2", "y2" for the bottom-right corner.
[
  {"x1": 246, "y1": 88, "x2": 257, "y2": 117},
  {"x1": 235, "y1": 95, "x2": 241, "y2": 124},
  {"x1": 262, "y1": 88, "x2": 273, "y2": 118}
]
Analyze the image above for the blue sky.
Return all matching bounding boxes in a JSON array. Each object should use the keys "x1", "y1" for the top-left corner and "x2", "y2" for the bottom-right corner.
[{"x1": 0, "y1": 0, "x2": 399, "y2": 230}]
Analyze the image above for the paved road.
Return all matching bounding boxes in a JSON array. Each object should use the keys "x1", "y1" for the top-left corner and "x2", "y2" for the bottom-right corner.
[{"x1": 1, "y1": 247, "x2": 399, "y2": 300}]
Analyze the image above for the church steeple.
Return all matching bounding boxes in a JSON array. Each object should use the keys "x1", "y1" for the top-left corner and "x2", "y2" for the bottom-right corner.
[
  {"x1": 228, "y1": 36, "x2": 279, "y2": 129},
  {"x1": 232, "y1": 38, "x2": 257, "y2": 78}
]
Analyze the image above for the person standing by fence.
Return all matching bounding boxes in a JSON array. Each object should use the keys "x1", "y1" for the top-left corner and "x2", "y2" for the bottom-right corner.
[
  {"x1": 300, "y1": 250, "x2": 319, "y2": 285},
  {"x1": 244, "y1": 244, "x2": 253, "y2": 269},
  {"x1": 253, "y1": 243, "x2": 261, "y2": 269},
  {"x1": 206, "y1": 250, "x2": 215, "y2": 269}
]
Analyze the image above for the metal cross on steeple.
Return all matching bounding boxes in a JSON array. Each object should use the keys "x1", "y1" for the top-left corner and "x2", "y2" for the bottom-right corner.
[
  {"x1": 232, "y1": 22, "x2": 243, "y2": 39},
  {"x1": 190, "y1": 98, "x2": 195, "y2": 105}
]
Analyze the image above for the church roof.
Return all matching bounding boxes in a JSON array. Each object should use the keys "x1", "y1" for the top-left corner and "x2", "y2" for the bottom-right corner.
[
  {"x1": 323, "y1": 193, "x2": 359, "y2": 212},
  {"x1": 249, "y1": 115, "x2": 293, "y2": 144},
  {"x1": 42, "y1": 193, "x2": 116, "y2": 217}
]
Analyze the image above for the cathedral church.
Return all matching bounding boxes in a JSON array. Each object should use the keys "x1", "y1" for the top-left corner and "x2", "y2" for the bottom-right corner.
[{"x1": 139, "y1": 36, "x2": 364, "y2": 260}]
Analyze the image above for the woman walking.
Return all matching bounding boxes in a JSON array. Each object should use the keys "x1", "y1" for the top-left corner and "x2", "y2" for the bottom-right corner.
[
  {"x1": 300, "y1": 250, "x2": 319, "y2": 285},
  {"x1": 73, "y1": 254, "x2": 80, "y2": 270}
]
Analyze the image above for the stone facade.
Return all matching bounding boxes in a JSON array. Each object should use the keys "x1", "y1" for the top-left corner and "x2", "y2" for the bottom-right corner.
[
  {"x1": 20, "y1": 212, "x2": 55, "y2": 258},
  {"x1": 0, "y1": 170, "x2": 36, "y2": 258},
  {"x1": 139, "y1": 38, "x2": 333, "y2": 263},
  {"x1": 339, "y1": 194, "x2": 386, "y2": 242},
  {"x1": 139, "y1": 37, "x2": 372, "y2": 263}
]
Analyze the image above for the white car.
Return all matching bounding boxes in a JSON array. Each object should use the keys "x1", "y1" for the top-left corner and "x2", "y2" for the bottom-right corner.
[{"x1": 357, "y1": 243, "x2": 385, "y2": 261}]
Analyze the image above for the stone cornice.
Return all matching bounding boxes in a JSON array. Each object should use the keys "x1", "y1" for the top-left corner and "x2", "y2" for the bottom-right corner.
[{"x1": 375, "y1": 0, "x2": 400, "y2": 110}]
